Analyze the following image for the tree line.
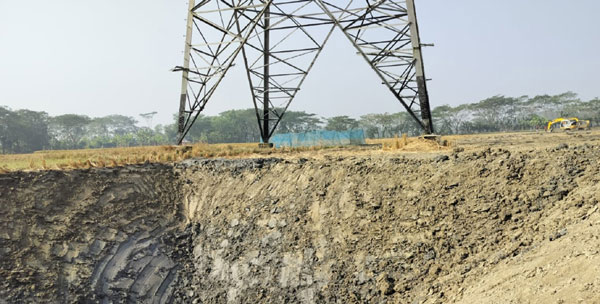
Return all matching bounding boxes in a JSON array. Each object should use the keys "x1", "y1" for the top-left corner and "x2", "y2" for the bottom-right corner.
[{"x1": 1, "y1": 92, "x2": 598, "y2": 154}]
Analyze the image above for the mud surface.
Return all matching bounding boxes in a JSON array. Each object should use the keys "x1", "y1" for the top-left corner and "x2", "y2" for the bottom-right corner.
[
  {"x1": 0, "y1": 165, "x2": 185, "y2": 303},
  {"x1": 1, "y1": 133, "x2": 600, "y2": 303}
]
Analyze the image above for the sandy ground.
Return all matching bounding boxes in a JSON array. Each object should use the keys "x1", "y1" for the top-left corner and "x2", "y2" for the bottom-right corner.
[
  {"x1": 1, "y1": 130, "x2": 599, "y2": 303},
  {"x1": 461, "y1": 209, "x2": 600, "y2": 304}
]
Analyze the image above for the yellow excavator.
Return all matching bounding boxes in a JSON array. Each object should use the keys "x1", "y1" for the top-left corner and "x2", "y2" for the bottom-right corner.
[{"x1": 547, "y1": 117, "x2": 591, "y2": 132}]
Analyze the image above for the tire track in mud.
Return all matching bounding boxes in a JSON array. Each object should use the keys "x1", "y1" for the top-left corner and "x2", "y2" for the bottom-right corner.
[
  {"x1": 90, "y1": 230, "x2": 178, "y2": 303},
  {"x1": 0, "y1": 165, "x2": 186, "y2": 303}
]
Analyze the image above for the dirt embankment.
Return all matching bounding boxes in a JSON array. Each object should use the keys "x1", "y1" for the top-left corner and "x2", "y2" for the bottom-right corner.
[{"x1": 1, "y1": 143, "x2": 600, "y2": 303}]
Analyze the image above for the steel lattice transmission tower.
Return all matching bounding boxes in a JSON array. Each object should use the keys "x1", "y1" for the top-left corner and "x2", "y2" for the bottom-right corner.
[{"x1": 175, "y1": 0, "x2": 434, "y2": 145}]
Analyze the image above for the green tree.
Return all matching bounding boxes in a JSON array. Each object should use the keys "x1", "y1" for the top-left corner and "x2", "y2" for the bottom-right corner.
[
  {"x1": 134, "y1": 127, "x2": 167, "y2": 146},
  {"x1": 208, "y1": 109, "x2": 259, "y2": 143},
  {"x1": 395, "y1": 112, "x2": 422, "y2": 136},
  {"x1": 88, "y1": 115, "x2": 138, "y2": 138},
  {"x1": 359, "y1": 113, "x2": 410, "y2": 138},
  {"x1": 50, "y1": 114, "x2": 91, "y2": 149},
  {"x1": 0, "y1": 107, "x2": 50, "y2": 153},
  {"x1": 433, "y1": 105, "x2": 469, "y2": 135},
  {"x1": 325, "y1": 116, "x2": 359, "y2": 131},
  {"x1": 468, "y1": 95, "x2": 520, "y2": 132},
  {"x1": 179, "y1": 114, "x2": 214, "y2": 143},
  {"x1": 526, "y1": 114, "x2": 548, "y2": 130},
  {"x1": 276, "y1": 111, "x2": 322, "y2": 134},
  {"x1": 0, "y1": 106, "x2": 18, "y2": 153},
  {"x1": 114, "y1": 133, "x2": 136, "y2": 147},
  {"x1": 14, "y1": 110, "x2": 50, "y2": 152}
]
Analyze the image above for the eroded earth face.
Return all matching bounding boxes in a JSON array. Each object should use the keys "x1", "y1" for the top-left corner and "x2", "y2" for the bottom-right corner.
[{"x1": 2, "y1": 132, "x2": 600, "y2": 303}]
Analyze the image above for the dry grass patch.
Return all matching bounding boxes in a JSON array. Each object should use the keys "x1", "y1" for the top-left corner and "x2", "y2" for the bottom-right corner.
[
  {"x1": 0, "y1": 134, "x2": 458, "y2": 173},
  {"x1": 367, "y1": 135, "x2": 451, "y2": 152},
  {"x1": 0, "y1": 142, "x2": 323, "y2": 172}
]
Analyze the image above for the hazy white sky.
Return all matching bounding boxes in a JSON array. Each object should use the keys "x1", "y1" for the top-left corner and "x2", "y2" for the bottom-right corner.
[{"x1": 1, "y1": 1, "x2": 599, "y2": 126}]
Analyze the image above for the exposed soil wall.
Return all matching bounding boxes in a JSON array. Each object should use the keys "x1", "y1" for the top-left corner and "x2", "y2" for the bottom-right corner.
[{"x1": 1, "y1": 144, "x2": 600, "y2": 303}]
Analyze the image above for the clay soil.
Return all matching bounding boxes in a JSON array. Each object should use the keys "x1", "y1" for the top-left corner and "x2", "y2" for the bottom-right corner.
[{"x1": 1, "y1": 130, "x2": 600, "y2": 303}]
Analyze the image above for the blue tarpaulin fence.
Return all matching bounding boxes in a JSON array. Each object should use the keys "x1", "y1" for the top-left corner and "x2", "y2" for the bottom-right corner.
[{"x1": 270, "y1": 129, "x2": 366, "y2": 148}]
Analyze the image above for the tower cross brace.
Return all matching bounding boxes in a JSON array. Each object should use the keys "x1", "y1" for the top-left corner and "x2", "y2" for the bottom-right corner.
[{"x1": 175, "y1": 0, "x2": 434, "y2": 145}]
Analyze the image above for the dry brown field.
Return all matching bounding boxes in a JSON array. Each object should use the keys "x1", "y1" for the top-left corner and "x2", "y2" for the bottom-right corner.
[{"x1": 2, "y1": 129, "x2": 599, "y2": 172}]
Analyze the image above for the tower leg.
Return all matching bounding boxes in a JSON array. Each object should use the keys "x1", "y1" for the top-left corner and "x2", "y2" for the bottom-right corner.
[
  {"x1": 262, "y1": 3, "x2": 271, "y2": 145},
  {"x1": 177, "y1": 0, "x2": 196, "y2": 144},
  {"x1": 407, "y1": 0, "x2": 434, "y2": 134}
]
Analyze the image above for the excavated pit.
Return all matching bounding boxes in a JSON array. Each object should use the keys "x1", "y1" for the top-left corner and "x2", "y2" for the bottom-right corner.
[{"x1": 1, "y1": 145, "x2": 600, "y2": 303}]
